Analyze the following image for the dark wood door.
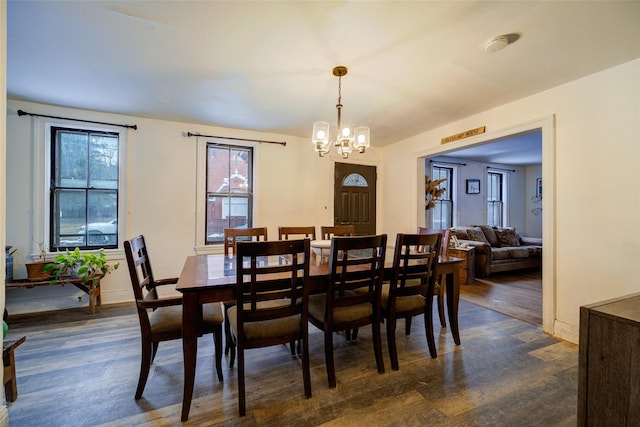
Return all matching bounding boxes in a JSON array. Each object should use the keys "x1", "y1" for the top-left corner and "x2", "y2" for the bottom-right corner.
[{"x1": 334, "y1": 163, "x2": 376, "y2": 235}]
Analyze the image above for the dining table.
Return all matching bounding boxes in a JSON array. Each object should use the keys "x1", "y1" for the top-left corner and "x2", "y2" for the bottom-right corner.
[{"x1": 176, "y1": 250, "x2": 463, "y2": 421}]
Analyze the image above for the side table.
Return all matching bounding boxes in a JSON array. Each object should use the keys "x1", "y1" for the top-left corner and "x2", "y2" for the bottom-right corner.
[
  {"x1": 447, "y1": 246, "x2": 475, "y2": 285},
  {"x1": 3, "y1": 334, "x2": 26, "y2": 402}
]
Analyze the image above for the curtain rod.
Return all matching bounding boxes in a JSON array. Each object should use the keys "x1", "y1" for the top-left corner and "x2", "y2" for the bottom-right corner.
[
  {"x1": 17, "y1": 109, "x2": 137, "y2": 130},
  {"x1": 489, "y1": 167, "x2": 517, "y2": 173},
  {"x1": 187, "y1": 131, "x2": 286, "y2": 146},
  {"x1": 429, "y1": 160, "x2": 466, "y2": 166}
]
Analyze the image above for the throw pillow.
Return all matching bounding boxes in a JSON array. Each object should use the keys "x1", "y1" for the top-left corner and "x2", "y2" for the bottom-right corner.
[
  {"x1": 495, "y1": 228, "x2": 520, "y2": 247},
  {"x1": 477, "y1": 225, "x2": 500, "y2": 247},
  {"x1": 466, "y1": 228, "x2": 489, "y2": 244}
]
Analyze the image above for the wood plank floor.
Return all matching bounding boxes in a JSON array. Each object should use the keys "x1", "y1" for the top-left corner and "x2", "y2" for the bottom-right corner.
[
  {"x1": 460, "y1": 269, "x2": 542, "y2": 326},
  {"x1": 5, "y1": 297, "x2": 575, "y2": 426}
]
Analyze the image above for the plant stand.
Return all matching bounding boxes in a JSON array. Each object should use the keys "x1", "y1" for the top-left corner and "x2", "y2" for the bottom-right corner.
[{"x1": 6, "y1": 277, "x2": 103, "y2": 314}]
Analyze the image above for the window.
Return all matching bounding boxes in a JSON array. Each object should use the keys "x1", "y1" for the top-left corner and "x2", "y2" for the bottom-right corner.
[
  {"x1": 487, "y1": 171, "x2": 505, "y2": 226},
  {"x1": 49, "y1": 126, "x2": 119, "y2": 250},
  {"x1": 205, "y1": 143, "x2": 253, "y2": 244},
  {"x1": 430, "y1": 166, "x2": 453, "y2": 229}
]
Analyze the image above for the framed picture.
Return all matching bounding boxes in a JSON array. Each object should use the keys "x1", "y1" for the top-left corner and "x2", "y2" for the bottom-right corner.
[
  {"x1": 466, "y1": 179, "x2": 480, "y2": 194},
  {"x1": 536, "y1": 177, "x2": 542, "y2": 199}
]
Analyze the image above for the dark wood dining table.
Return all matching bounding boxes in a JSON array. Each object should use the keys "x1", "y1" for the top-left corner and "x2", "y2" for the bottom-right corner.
[{"x1": 176, "y1": 251, "x2": 463, "y2": 421}]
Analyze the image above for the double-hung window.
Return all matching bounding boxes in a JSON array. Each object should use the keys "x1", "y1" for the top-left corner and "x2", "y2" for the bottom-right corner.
[
  {"x1": 205, "y1": 143, "x2": 253, "y2": 244},
  {"x1": 429, "y1": 165, "x2": 453, "y2": 229},
  {"x1": 487, "y1": 170, "x2": 506, "y2": 227},
  {"x1": 49, "y1": 126, "x2": 120, "y2": 250}
]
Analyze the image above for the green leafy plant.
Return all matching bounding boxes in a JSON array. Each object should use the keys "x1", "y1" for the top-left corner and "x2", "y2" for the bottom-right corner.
[
  {"x1": 425, "y1": 175, "x2": 447, "y2": 210},
  {"x1": 44, "y1": 247, "x2": 119, "y2": 287}
]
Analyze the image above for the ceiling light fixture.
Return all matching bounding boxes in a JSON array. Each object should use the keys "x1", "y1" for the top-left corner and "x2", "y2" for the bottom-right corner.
[{"x1": 312, "y1": 66, "x2": 370, "y2": 158}]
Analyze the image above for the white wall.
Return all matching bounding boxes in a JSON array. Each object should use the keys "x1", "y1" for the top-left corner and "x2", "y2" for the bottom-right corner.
[
  {"x1": 381, "y1": 58, "x2": 640, "y2": 343},
  {"x1": 5, "y1": 100, "x2": 380, "y2": 313},
  {"x1": 525, "y1": 165, "x2": 543, "y2": 237}
]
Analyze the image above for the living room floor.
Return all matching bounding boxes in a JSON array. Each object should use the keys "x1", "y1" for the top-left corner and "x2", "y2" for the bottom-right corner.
[{"x1": 459, "y1": 269, "x2": 542, "y2": 325}]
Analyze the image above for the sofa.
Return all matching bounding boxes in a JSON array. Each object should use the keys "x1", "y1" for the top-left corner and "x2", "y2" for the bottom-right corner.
[{"x1": 449, "y1": 225, "x2": 542, "y2": 277}]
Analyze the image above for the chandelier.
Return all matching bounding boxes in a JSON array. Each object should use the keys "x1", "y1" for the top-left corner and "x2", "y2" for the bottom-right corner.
[{"x1": 312, "y1": 66, "x2": 370, "y2": 158}]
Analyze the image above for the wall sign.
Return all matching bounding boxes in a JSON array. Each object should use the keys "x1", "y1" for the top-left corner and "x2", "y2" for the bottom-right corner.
[{"x1": 441, "y1": 126, "x2": 486, "y2": 144}]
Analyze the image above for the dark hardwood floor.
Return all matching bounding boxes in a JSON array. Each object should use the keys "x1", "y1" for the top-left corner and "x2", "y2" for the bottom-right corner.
[
  {"x1": 460, "y1": 269, "x2": 542, "y2": 326},
  {"x1": 5, "y1": 291, "x2": 575, "y2": 426}
]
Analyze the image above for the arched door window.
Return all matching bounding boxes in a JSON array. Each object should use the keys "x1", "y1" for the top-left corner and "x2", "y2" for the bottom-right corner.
[{"x1": 343, "y1": 173, "x2": 368, "y2": 187}]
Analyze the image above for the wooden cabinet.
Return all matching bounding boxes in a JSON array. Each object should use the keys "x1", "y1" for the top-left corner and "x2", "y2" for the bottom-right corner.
[
  {"x1": 447, "y1": 247, "x2": 475, "y2": 285},
  {"x1": 578, "y1": 293, "x2": 640, "y2": 426}
]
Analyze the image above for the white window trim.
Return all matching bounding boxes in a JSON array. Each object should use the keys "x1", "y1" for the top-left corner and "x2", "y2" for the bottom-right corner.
[
  {"x1": 31, "y1": 117, "x2": 127, "y2": 260},
  {"x1": 194, "y1": 136, "x2": 259, "y2": 255},
  {"x1": 486, "y1": 168, "x2": 509, "y2": 226},
  {"x1": 429, "y1": 162, "x2": 459, "y2": 228}
]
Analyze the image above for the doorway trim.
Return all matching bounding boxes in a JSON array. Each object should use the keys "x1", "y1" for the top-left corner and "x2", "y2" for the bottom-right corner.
[{"x1": 413, "y1": 115, "x2": 556, "y2": 335}]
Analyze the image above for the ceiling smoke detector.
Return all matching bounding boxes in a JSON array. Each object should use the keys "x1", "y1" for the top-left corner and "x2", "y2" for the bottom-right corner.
[{"x1": 484, "y1": 33, "x2": 520, "y2": 53}]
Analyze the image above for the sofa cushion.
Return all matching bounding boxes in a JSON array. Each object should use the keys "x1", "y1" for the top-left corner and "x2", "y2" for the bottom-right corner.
[
  {"x1": 466, "y1": 227, "x2": 489, "y2": 244},
  {"x1": 508, "y1": 247, "x2": 531, "y2": 258},
  {"x1": 495, "y1": 228, "x2": 520, "y2": 247},
  {"x1": 477, "y1": 225, "x2": 499, "y2": 247}
]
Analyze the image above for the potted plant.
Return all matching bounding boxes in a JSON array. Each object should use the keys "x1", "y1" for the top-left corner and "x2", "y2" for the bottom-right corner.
[
  {"x1": 25, "y1": 241, "x2": 50, "y2": 281},
  {"x1": 425, "y1": 175, "x2": 447, "y2": 211},
  {"x1": 44, "y1": 247, "x2": 119, "y2": 287}
]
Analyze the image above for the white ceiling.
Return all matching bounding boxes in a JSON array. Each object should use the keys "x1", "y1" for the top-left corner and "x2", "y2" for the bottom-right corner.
[{"x1": 7, "y1": 1, "x2": 640, "y2": 163}]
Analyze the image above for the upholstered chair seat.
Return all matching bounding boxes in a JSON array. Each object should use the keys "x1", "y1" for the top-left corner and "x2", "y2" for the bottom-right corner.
[
  {"x1": 308, "y1": 292, "x2": 373, "y2": 324},
  {"x1": 150, "y1": 303, "x2": 224, "y2": 335},
  {"x1": 228, "y1": 300, "x2": 301, "y2": 341}
]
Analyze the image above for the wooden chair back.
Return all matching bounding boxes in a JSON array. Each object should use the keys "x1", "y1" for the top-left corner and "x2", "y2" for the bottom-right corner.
[
  {"x1": 124, "y1": 235, "x2": 167, "y2": 311},
  {"x1": 223, "y1": 227, "x2": 268, "y2": 255},
  {"x1": 278, "y1": 226, "x2": 316, "y2": 241},
  {"x1": 232, "y1": 238, "x2": 312, "y2": 414},
  {"x1": 417, "y1": 227, "x2": 450, "y2": 256},
  {"x1": 320, "y1": 225, "x2": 355, "y2": 240}
]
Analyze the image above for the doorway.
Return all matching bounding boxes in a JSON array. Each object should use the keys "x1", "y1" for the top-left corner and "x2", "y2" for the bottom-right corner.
[
  {"x1": 416, "y1": 115, "x2": 555, "y2": 334},
  {"x1": 333, "y1": 162, "x2": 376, "y2": 235}
]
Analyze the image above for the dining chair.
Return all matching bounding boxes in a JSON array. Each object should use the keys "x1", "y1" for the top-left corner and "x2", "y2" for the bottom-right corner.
[
  {"x1": 417, "y1": 227, "x2": 450, "y2": 327},
  {"x1": 320, "y1": 225, "x2": 355, "y2": 240},
  {"x1": 384, "y1": 233, "x2": 441, "y2": 369},
  {"x1": 308, "y1": 234, "x2": 387, "y2": 388},
  {"x1": 278, "y1": 226, "x2": 317, "y2": 241},
  {"x1": 227, "y1": 239, "x2": 312, "y2": 416},
  {"x1": 222, "y1": 227, "x2": 269, "y2": 356},
  {"x1": 124, "y1": 235, "x2": 224, "y2": 399}
]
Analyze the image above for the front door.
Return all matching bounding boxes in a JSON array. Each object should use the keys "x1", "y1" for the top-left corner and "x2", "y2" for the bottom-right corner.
[{"x1": 334, "y1": 163, "x2": 376, "y2": 235}]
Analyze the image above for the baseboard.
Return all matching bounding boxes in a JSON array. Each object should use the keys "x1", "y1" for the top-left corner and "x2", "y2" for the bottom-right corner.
[
  {"x1": 0, "y1": 405, "x2": 9, "y2": 427},
  {"x1": 553, "y1": 319, "x2": 578, "y2": 344}
]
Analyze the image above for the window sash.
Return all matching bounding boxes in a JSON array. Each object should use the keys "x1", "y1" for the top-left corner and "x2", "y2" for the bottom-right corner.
[
  {"x1": 430, "y1": 166, "x2": 453, "y2": 229},
  {"x1": 49, "y1": 126, "x2": 120, "y2": 250},
  {"x1": 205, "y1": 143, "x2": 253, "y2": 244}
]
